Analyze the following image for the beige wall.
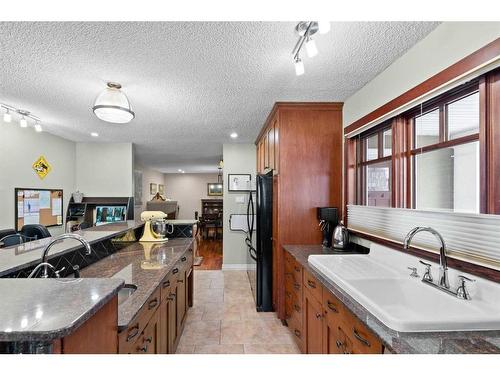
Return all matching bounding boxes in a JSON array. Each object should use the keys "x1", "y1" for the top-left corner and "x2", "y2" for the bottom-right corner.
[
  {"x1": 0, "y1": 120, "x2": 76, "y2": 235},
  {"x1": 222, "y1": 143, "x2": 256, "y2": 268},
  {"x1": 133, "y1": 163, "x2": 166, "y2": 218},
  {"x1": 76, "y1": 142, "x2": 134, "y2": 197},
  {"x1": 343, "y1": 22, "x2": 500, "y2": 127},
  {"x1": 163, "y1": 173, "x2": 220, "y2": 220}
]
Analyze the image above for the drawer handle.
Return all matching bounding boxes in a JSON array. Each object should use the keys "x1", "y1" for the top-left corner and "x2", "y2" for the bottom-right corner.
[
  {"x1": 126, "y1": 324, "x2": 140, "y2": 342},
  {"x1": 177, "y1": 279, "x2": 184, "y2": 283},
  {"x1": 181, "y1": 256, "x2": 187, "y2": 262},
  {"x1": 148, "y1": 298, "x2": 159, "y2": 310},
  {"x1": 353, "y1": 328, "x2": 371, "y2": 347},
  {"x1": 294, "y1": 329, "x2": 301, "y2": 338},
  {"x1": 173, "y1": 268, "x2": 179, "y2": 274},
  {"x1": 307, "y1": 280, "x2": 316, "y2": 288},
  {"x1": 145, "y1": 336, "x2": 153, "y2": 344},
  {"x1": 293, "y1": 304, "x2": 300, "y2": 312},
  {"x1": 327, "y1": 301, "x2": 339, "y2": 313},
  {"x1": 162, "y1": 280, "x2": 170, "y2": 288},
  {"x1": 167, "y1": 293, "x2": 176, "y2": 301},
  {"x1": 293, "y1": 282, "x2": 300, "y2": 291},
  {"x1": 336, "y1": 340, "x2": 343, "y2": 348}
]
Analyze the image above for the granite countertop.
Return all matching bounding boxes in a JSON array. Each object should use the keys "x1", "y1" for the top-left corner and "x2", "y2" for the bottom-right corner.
[
  {"x1": 0, "y1": 278, "x2": 124, "y2": 342},
  {"x1": 0, "y1": 220, "x2": 144, "y2": 277},
  {"x1": 284, "y1": 244, "x2": 500, "y2": 354},
  {"x1": 165, "y1": 220, "x2": 198, "y2": 225},
  {"x1": 80, "y1": 238, "x2": 193, "y2": 330}
]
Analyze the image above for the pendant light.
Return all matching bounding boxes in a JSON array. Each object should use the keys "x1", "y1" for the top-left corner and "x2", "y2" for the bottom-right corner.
[
  {"x1": 92, "y1": 82, "x2": 135, "y2": 124},
  {"x1": 305, "y1": 37, "x2": 318, "y2": 58},
  {"x1": 294, "y1": 57, "x2": 304, "y2": 76},
  {"x1": 19, "y1": 116, "x2": 28, "y2": 128}
]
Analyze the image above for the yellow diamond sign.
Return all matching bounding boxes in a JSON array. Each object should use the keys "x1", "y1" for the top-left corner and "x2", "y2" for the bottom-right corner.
[{"x1": 33, "y1": 156, "x2": 52, "y2": 179}]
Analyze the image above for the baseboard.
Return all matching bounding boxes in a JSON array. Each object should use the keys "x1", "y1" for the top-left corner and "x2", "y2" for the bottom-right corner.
[{"x1": 222, "y1": 263, "x2": 256, "y2": 271}]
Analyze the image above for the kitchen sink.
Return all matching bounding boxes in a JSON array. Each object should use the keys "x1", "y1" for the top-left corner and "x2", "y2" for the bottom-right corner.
[
  {"x1": 308, "y1": 243, "x2": 500, "y2": 332},
  {"x1": 118, "y1": 284, "x2": 137, "y2": 305}
]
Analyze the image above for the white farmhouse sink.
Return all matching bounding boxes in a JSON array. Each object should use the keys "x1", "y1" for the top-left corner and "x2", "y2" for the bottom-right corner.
[{"x1": 308, "y1": 244, "x2": 500, "y2": 332}]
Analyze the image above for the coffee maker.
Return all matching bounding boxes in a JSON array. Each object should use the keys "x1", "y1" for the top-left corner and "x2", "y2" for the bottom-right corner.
[{"x1": 317, "y1": 207, "x2": 338, "y2": 248}]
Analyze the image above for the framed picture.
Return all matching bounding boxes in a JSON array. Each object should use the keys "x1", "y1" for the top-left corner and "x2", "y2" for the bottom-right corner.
[
  {"x1": 158, "y1": 184, "x2": 165, "y2": 194},
  {"x1": 228, "y1": 174, "x2": 252, "y2": 192},
  {"x1": 207, "y1": 182, "x2": 223, "y2": 196},
  {"x1": 150, "y1": 183, "x2": 158, "y2": 195}
]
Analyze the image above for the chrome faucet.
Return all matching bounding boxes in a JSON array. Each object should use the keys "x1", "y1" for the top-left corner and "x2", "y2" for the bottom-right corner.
[
  {"x1": 34, "y1": 233, "x2": 92, "y2": 278},
  {"x1": 403, "y1": 227, "x2": 449, "y2": 289}
]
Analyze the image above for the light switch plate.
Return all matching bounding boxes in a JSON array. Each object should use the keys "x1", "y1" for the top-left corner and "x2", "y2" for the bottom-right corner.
[{"x1": 235, "y1": 196, "x2": 245, "y2": 204}]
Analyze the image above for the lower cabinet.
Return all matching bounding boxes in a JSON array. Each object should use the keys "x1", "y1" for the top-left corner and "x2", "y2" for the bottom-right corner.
[
  {"x1": 118, "y1": 251, "x2": 194, "y2": 354},
  {"x1": 285, "y1": 250, "x2": 384, "y2": 355},
  {"x1": 303, "y1": 289, "x2": 324, "y2": 354}
]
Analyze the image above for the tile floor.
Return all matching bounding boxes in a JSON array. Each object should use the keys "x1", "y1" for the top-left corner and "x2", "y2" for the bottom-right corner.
[{"x1": 176, "y1": 270, "x2": 301, "y2": 354}]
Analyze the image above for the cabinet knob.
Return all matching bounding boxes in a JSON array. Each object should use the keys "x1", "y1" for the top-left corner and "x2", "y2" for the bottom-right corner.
[
  {"x1": 126, "y1": 324, "x2": 140, "y2": 342},
  {"x1": 148, "y1": 298, "x2": 158, "y2": 310},
  {"x1": 173, "y1": 268, "x2": 179, "y2": 274},
  {"x1": 294, "y1": 329, "x2": 301, "y2": 338},
  {"x1": 315, "y1": 312, "x2": 323, "y2": 319},
  {"x1": 307, "y1": 280, "x2": 316, "y2": 288}
]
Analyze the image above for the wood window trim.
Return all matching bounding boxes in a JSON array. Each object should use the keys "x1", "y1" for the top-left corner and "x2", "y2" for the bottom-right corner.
[{"x1": 345, "y1": 38, "x2": 500, "y2": 135}]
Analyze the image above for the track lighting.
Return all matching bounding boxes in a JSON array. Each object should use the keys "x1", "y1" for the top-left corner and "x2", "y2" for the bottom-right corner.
[
  {"x1": 318, "y1": 21, "x2": 331, "y2": 34},
  {"x1": 20, "y1": 116, "x2": 28, "y2": 128},
  {"x1": 291, "y1": 21, "x2": 330, "y2": 76},
  {"x1": 3, "y1": 108, "x2": 12, "y2": 123},
  {"x1": 305, "y1": 37, "x2": 318, "y2": 58},
  {"x1": 0, "y1": 103, "x2": 43, "y2": 132},
  {"x1": 294, "y1": 57, "x2": 304, "y2": 76}
]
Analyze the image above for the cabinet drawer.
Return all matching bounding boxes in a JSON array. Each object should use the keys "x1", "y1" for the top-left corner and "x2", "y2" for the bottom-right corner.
[
  {"x1": 285, "y1": 272, "x2": 302, "y2": 295},
  {"x1": 303, "y1": 269, "x2": 322, "y2": 303},
  {"x1": 285, "y1": 288, "x2": 302, "y2": 326},
  {"x1": 287, "y1": 315, "x2": 304, "y2": 352},
  {"x1": 322, "y1": 288, "x2": 344, "y2": 324},
  {"x1": 118, "y1": 286, "x2": 161, "y2": 353},
  {"x1": 160, "y1": 274, "x2": 172, "y2": 302},
  {"x1": 341, "y1": 310, "x2": 383, "y2": 354}
]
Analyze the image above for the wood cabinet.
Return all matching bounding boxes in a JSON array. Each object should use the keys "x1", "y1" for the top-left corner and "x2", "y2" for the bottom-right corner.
[
  {"x1": 118, "y1": 250, "x2": 194, "y2": 354},
  {"x1": 57, "y1": 296, "x2": 118, "y2": 354},
  {"x1": 255, "y1": 103, "x2": 343, "y2": 320},
  {"x1": 282, "y1": 249, "x2": 384, "y2": 355}
]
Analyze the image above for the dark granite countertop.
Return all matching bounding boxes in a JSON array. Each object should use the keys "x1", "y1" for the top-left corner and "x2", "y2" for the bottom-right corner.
[
  {"x1": 0, "y1": 278, "x2": 124, "y2": 342},
  {"x1": 80, "y1": 238, "x2": 193, "y2": 330},
  {"x1": 0, "y1": 220, "x2": 144, "y2": 277},
  {"x1": 284, "y1": 244, "x2": 500, "y2": 354}
]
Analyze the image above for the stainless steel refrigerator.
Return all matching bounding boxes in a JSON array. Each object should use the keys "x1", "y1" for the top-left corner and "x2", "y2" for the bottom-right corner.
[{"x1": 247, "y1": 171, "x2": 273, "y2": 312}]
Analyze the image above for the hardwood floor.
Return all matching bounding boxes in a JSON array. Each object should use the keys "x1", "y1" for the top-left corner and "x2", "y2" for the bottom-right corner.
[{"x1": 195, "y1": 239, "x2": 223, "y2": 270}]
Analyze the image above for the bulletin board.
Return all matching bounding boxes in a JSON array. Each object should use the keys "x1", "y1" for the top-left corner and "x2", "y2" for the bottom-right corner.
[{"x1": 15, "y1": 188, "x2": 63, "y2": 231}]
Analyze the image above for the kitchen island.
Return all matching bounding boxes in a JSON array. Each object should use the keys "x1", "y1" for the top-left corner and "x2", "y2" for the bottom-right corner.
[{"x1": 0, "y1": 222, "x2": 194, "y2": 354}]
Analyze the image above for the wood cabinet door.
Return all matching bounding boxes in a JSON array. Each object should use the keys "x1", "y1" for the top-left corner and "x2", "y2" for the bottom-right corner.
[
  {"x1": 273, "y1": 116, "x2": 279, "y2": 175},
  {"x1": 175, "y1": 268, "x2": 187, "y2": 336},
  {"x1": 263, "y1": 131, "x2": 269, "y2": 170},
  {"x1": 303, "y1": 290, "x2": 324, "y2": 354},
  {"x1": 138, "y1": 309, "x2": 160, "y2": 354},
  {"x1": 168, "y1": 288, "x2": 177, "y2": 353},
  {"x1": 159, "y1": 299, "x2": 169, "y2": 354},
  {"x1": 267, "y1": 125, "x2": 275, "y2": 171}
]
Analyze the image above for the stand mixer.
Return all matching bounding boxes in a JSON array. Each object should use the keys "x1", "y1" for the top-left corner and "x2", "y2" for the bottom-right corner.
[{"x1": 139, "y1": 211, "x2": 174, "y2": 243}]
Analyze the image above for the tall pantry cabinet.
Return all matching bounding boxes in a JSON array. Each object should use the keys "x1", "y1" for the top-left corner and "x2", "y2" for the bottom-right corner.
[{"x1": 255, "y1": 102, "x2": 344, "y2": 321}]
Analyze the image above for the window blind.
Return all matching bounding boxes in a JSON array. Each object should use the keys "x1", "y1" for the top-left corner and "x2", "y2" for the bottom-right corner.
[{"x1": 347, "y1": 205, "x2": 500, "y2": 270}]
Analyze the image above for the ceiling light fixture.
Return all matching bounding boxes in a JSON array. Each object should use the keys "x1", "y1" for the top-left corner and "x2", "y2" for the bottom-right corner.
[
  {"x1": 91, "y1": 132, "x2": 99, "y2": 137},
  {"x1": 230, "y1": 132, "x2": 238, "y2": 139},
  {"x1": 291, "y1": 21, "x2": 330, "y2": 75},
  {"x1": 93, "y1": 82, "x2": 135, "y2": 124},
  {"x1": 294, "y1": 57, "x2": 304, "y2": 76},
  {"x1": 1, "y1": 104, "x2": 43, "y2": 132},
  {"x1": 3, "y1": 108, "x2": 12, "y2": 123}
]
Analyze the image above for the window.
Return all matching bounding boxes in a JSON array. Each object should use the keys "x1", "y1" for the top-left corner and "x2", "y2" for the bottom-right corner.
[
  {"x1": 358, "y1": 125, "x2": 392, "y2": 207},
  {"x1": 410, "y1": 86, "x2": 480, "y2": 213}
]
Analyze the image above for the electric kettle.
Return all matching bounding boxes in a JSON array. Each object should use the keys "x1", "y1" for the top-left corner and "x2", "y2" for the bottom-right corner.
[{"x1": 333, "y1": 221, "x2": 349, "y2": 250}]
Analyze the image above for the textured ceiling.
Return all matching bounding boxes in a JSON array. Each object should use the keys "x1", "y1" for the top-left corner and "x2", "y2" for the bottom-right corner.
[{"x1": 0, "y1": 22, "x2": 439, "y2": 173}]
